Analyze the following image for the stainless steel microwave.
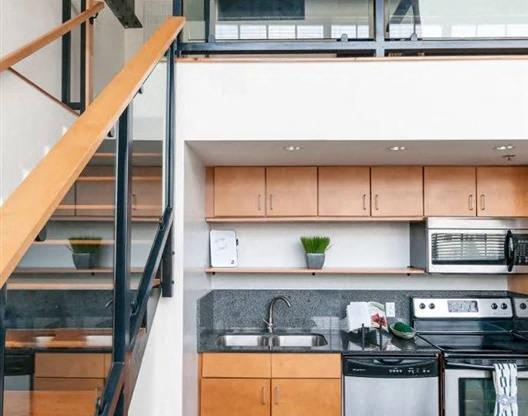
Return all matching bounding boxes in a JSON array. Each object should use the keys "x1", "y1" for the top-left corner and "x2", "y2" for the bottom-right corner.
[{"x1": 410, "y1": 218, "x2": 528, "y2": 274}]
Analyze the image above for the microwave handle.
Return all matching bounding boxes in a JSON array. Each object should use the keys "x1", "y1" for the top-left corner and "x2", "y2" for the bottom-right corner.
[
  {"x1": 446, "y1": 361, "x2": 528, "y2": 371},
  {"x1": 504, "y1": 230, "x2": 515, "y2": 272}
]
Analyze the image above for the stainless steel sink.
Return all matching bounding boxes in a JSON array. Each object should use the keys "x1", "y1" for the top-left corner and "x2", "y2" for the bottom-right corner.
[
  {"x1": 216, "y1": 333, "x2": 328, "y2": 348},
  {"x1": 271, "y1": 334, "x2": 328, "y2": 347},
  {"x1": 216, "y1": 334, "x2": 269, "y2": 347}
]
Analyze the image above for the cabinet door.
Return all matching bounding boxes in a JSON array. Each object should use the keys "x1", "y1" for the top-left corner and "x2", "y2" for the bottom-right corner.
[
  {"x1": 132, "y1": 178, "x2": 162, "y2": 217},
  {"x1": 214, "y1": 167, "x2": 266, "y2": 217},
  {"x1": 271, "y1": 379, "x2": 341, "y2": 416},
  {"x1": 201, "y1": 378, "x2": 270, "y2": 416},
  {"x1": 318, "y1": 167, "x2": 370, "y2": 216},
  {"x1": 424, "y1": 167, "x2": 476, "y2": 216},
  {"x1": 266, "y1": 167, "x2": 318, "y2": 217},
  {"x1": 371, "y1": 167, "x2": 423, "y2": 216},
  {"x1": 477, "y1": 167, "x2": 528, "y2": 217}
]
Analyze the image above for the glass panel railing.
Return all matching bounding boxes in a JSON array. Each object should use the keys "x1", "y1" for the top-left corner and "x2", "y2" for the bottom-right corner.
[
  {"x1": 179, "y1": 0, "x2": 374, "y2": 42},
  {"x1": 5, "y1": 142, "x2": 116, "y2": 415},
  {"x1": 387, "y1": 0, "x2": 528, "y2": 40}
]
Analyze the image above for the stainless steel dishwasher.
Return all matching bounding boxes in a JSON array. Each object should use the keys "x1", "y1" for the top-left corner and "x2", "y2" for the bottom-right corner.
[{"x1": 343, "y1": 355, "x2": 440, "y2": 416}]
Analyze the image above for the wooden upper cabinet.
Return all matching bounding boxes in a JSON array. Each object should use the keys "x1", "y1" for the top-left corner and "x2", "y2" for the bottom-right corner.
[
  {"x1": 371, "y1": 167, "x2": 424, "y2": 217},
  {"x1": 271, "y1": 379, "x2": 341, "y2": 416},
  {"x1": 424, "y1": 167, "x2": 476, "y2": 217},
  {"x1": 266, "y1": 167, "x2": 318, "y2": 217},
  {"x1": 201, "y1": 378, "x2": 270, "y2": 416},
  {"x1": 318, "y1": 167, "x2": 370, "y2": 216},
  {"x1": 213, "y1": 167, "x2": 266, "y2": 217},
  {"x1": 477, "y1": 167, "x2": 528, "y2": 217}
]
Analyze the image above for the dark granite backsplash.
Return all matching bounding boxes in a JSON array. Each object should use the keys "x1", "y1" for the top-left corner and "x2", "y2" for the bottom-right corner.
[
  {"x1": 6, "y1": 290, "x2": 112, "y2": 329},
  {"x1": 199, "y1": 289, "x2": 520, "y2": 332}
]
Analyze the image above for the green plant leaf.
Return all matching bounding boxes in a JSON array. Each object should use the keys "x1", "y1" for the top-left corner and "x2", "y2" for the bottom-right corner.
[{"x1": 300, "y1": 236, "x2": 331, "y2": 253}]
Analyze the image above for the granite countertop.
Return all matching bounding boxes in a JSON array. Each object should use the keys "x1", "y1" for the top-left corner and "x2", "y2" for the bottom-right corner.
[
  {"x1": 199, "y1": 326, "x2": 439, "y2": 356},
  {"x1": 6, "y1": 328, "x2": 112, "y2": 352}
]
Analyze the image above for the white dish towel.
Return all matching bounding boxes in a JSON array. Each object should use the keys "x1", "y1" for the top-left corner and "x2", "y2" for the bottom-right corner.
[{"x1": 493, "y1": 362, "x2": 518, "y2": 416}]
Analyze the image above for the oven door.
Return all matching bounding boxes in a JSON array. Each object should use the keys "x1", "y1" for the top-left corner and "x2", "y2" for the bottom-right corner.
[{"x1": 444, "y1": 357, "x2": 528, "y2": 416}]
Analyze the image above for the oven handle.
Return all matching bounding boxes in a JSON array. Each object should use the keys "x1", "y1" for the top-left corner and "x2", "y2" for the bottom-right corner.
[{"x1": 446, "y1": 361, "x2": 528, "y2": 371}]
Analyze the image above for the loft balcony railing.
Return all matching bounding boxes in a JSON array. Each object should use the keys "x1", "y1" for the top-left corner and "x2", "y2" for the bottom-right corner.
[{"x1": 175, "y1": 0, "x2": 528, "y2": 56}]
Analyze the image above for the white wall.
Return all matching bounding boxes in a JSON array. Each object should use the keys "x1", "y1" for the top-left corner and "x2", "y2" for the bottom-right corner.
[
  {"x1": 0, "y1": 0, "x2": 63, "y2": 96},
  {"x1": 0, "y1": 71, "x2": 77, "y2": 205},
  {"x1": 176, "y1": 59, "x2": 528, "y2": 141},
  {"x1": 129, "y1": 145, "x2": 211, "y2": 416}
]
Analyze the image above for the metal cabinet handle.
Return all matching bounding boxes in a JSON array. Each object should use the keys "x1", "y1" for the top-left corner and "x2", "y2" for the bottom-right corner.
[
  {"x1": 273, "y1": 386, "x2": 280, "y2": 405},
  {"x1": 468, "y1": 194, "x2": 474, "y2": 211},
  {"x1": 269, "y1": 194, "x2": 273, "y2": 211},
  {"x1": 132, "y1": 193, "x2": 137, "y2": 210},
  {"x1": 261, "y1": 386, "x2": 266, "y2": 405},
  {"x1": 374, "y1": 194, "x2": 379, "y2": 211},
  {"x1": 480, "y1": 194, "x2": 486, "y2": 211},
  {"x1": 258, "y1": 194, "x2": 262, "y2": 211},
  {"x1": 362, "y1": 194, "x2": 367, "y2": 211}
]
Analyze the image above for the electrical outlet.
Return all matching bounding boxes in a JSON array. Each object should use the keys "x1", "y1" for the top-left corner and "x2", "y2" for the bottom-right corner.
[{"x1": 386, "y1": 302, "x2": 396, "y2": 318}]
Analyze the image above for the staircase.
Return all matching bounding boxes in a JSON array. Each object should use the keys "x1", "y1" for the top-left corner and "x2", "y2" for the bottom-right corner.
[{"x1": 0, "y1": 2, "x2": 184, "y2": 414}]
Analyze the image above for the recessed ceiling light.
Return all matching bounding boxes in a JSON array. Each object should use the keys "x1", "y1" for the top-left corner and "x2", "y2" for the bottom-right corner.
[
  {"x1": 283, "y1": 145, "x2": 302, "y2": 152},
  {"x1": 388, "y1": 146, "x2": 406, "y2": 151},
  {"x1": 494, "y1": 144, "x2": 515, "y2": 151}
]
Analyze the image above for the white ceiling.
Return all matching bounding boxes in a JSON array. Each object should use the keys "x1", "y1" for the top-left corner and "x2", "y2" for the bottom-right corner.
[{"x1": 187, "y1": 140, "x2": 528, "y2": 166}]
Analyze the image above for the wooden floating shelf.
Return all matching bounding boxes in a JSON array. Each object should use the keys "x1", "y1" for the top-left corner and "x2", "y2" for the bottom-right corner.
[
  {"x1": 205, "y1": 267, "x2": 426, "y2": 275},
  {"x1": 32, "y1": 239, "x2": 152, "y2": 246},
  {"x1": 50, "y1": 216, "x2": 160, "y2": 223},
  {"x1": 8, "y1": 278, "x2": 159, "y2": 291},
  {"x1": 13, "y1": 267, "x2": 144, "y2": 274},
  {"x1": 206, "y1": 216, "x2": 425, "y2": 223}
]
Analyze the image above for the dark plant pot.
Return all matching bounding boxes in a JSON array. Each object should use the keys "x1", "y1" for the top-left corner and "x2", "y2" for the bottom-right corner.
[
  {"x1": 306, "y1": 253, "x2": 325, "y2": 270},
  {"x1": 72, "y1": 252, "x2": 98, "y2": 270}
]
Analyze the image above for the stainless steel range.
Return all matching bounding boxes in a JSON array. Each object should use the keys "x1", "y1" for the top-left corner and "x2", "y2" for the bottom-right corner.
[{"x1": 412, "y1": 297, "x2": 528, "y2": 416}]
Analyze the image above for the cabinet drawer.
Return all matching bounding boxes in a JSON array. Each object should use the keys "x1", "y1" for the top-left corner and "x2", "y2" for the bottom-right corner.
[
  {"x1": 34, "y1": 353, "x2": 107, "y2": 378},
  {"x1": 202, "y1": 353, "x2": 271, "y2": 378},
  {"x1": 271, "y1": 354, "x2": 341, "y2": 379},
  {"x1": 34, "y1": 377, "x2": 105, "y2": 391}
]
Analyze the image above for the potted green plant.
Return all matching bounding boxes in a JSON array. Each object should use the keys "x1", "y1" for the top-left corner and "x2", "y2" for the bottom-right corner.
[
  {"x1": 300, "y1": 236, "x2": 331, "y2": 270},
  {"x1": 68, "y1": 236, "x2": 102, "y2": 269}
]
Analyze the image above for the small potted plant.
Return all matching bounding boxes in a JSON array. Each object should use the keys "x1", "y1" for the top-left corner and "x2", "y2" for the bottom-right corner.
[
  {"x1": 68, "y1": 236, "x2": 102, "y2": 270},
  {"x1": 300, "y1": 236, "x2": 331, "y2": 270}
]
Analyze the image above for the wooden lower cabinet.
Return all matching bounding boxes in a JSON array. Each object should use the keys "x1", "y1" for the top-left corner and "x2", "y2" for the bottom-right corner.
[
  {"x1": 200, "y1": 353, "x2": 341, "y2": 416},
  {"x1": 271, "y1": 379, "x2": 341, "y2": 416},
  {"x1": 201, "y1": 378, "x2": 270, "y2": 416}
]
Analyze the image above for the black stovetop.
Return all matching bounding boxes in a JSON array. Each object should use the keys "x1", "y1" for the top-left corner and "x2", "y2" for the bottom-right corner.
[{"x1": 413, "y1": 318, "x2": 528, "y2": 355}]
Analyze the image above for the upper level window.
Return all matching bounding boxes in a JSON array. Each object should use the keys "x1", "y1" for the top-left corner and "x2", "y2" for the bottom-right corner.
[{"x1": 218, "y1": 0, "x2": 305, "y2": 21}]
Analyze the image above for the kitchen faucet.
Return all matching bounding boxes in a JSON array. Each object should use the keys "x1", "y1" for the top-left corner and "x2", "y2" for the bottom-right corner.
[{"x1": 264, "y1": 296, "x2": 292, "y2": 333}]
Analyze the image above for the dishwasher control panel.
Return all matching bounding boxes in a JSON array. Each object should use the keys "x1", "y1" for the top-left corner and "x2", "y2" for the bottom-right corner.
[{"x1": 343, "y1": 357, "x2": 438, "y2": 378}]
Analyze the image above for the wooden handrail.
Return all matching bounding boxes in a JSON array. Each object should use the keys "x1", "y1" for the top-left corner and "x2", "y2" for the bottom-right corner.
[
  {"x1": 0, "y1": 17, "x2": 185, "y2": 283},
  {"x1": 0, "y1": 1, "x2": 105, "y2": 72}
]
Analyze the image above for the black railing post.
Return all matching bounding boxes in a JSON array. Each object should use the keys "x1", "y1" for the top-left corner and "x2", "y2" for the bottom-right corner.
[
  {"x1": 80, "y1": 0, "x2": 87, "y2": 113},
  {"x1": 61, "y1": 0, "x2": 72, "y2": 105},
  {"x1": 0, "y1": 284, "x2": 6, "y2": 415},
  {"x1": 113, "y1": 105, "x2": 133, "y2": 415},
  {"x1": 161, "y1": 42, "x2": 176, "y2": 298}
]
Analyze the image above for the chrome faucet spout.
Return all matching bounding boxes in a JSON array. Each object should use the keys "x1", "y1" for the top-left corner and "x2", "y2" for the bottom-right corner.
[{"x1": 265, "y1": 296, "x2": 292, "y2": 334}]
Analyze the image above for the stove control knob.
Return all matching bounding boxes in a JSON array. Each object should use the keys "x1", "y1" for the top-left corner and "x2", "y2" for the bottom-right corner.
[
  {"x1": 429, "y1": 303, "x2": 435, "y2": 310},
  {"x1": 520, "y1": 303, "x2": 527, "y2": 310},
  {"x1": 491, "y1": 303, "x2": 498, "y2": 310},
  {"x1": 419, "y1": 303, "x2": 426, "y2": 310},
  {"x1": 501, "y1": 303, "x2": 508, "y2": 310}
]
